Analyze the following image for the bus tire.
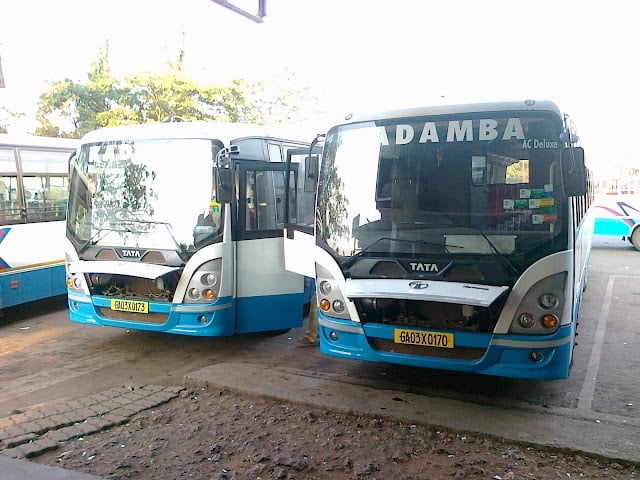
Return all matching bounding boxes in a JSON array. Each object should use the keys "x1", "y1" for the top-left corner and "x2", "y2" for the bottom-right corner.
[{"x1": 631, "y1": 226, "x2": 640, "y2": 251}]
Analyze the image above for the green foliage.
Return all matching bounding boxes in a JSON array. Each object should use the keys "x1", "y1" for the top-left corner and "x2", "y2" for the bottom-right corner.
[{"x1": 35, "y1": 43, "x2": 316, "y2": 137}]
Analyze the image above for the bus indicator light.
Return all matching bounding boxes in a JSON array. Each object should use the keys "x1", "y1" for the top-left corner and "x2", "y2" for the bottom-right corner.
[
  {"x1": 541, "y1": 315, "x2": 558, "y2": 329},
  {"x1": 319, "y1": 298, "x2": 331, "y2": 311}
]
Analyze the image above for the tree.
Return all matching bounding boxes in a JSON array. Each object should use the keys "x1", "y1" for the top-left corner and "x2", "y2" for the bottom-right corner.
[
  {"x1": 34, "y1": 44, "x2": 317, "y2": 137},
  {"x1": 35, "y1": 43, "x2": 122, "y2": 137}
]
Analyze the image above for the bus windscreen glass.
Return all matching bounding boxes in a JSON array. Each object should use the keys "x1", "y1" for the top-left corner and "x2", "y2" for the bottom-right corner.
[
  {"x1": 68, "y1": 138, "x2": 223, "y2": 259},
  {"x1": 318, "y1": 113, "x2": 567, "y2": 285}
]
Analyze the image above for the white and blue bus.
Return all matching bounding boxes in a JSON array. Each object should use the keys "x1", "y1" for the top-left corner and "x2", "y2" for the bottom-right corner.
[
  {"x1": 592, "y1": 168, "x2": 640, "y2": 249},
  {"x1": 0, "y1": 134, "x2": 77, "y2": 311},
  {"x1": 65, "y1": 122, "x2": 319, "y2": 336},
  {"x1": 285, "y1": 100, "x2": 593, "y2": 379}
]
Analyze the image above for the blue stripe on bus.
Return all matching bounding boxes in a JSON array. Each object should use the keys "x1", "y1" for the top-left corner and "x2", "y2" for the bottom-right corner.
[
  {"x1": 0, "y1": 263, "x2": 66, "y2": 309},
  {"x1": 593, "y1": 217, "x2": 635, "y2": 236}
]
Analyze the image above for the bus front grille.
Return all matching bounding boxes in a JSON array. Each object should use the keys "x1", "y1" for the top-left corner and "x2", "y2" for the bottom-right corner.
[
  {"x1": 370, "y1": 338, "x2": 486, "y2": 360},
  {"x1": 354, "y1": 297, "x2": 505, "y2": 333},
  {"x1": 96, "y1": 307, "x2": 168, "y2": 325}
]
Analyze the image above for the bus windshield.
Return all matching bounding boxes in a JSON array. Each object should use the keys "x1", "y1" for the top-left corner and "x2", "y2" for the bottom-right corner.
[
  {"x1": 318, "y1": 112, "x2": 568, "y2": 284},
  {"x1": 68, "y1": 138, "x2": 223, "y2": 261}
]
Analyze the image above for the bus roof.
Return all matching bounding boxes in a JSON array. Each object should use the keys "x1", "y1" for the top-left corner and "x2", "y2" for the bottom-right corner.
[
  {"x1": 0, "y1": 133, "x2": 78, "y2": 150},
  {"x1": 79, "y1": 121, "x2": 317, "y2": 145},
  {"x1": 344, "y1": 99, "x2": 563, "y2": 124}
]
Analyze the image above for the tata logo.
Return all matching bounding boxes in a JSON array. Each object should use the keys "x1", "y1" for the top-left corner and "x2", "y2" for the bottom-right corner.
[
  {"x1": 409, "y1": 281, "x2": 429, "y2": 290},
  {"x1": 409, "y1": 262, "x2": 439, "y2": 272},
  {"x1": 118, "y1": 248, "x2": 144, "y2": 259}
]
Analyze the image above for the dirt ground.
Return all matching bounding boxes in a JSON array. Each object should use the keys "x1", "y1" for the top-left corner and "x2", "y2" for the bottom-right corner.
[{"x1": 33, "y1": 385, "x2": 638, "y2": 480}]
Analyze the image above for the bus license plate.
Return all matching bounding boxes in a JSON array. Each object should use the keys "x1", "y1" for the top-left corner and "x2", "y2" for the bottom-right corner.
[
  {"x1": 394, "y1": 329, "x2": 454, "y2": 349},
  {"x1": 111, "y1": 299, "x2": 149, "y2": 314}
]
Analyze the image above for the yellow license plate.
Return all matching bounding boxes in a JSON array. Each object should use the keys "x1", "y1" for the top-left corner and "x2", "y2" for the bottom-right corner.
[
  {"x1": 394, "y1": 329, "x2": 454, "y2": 348},
  {"x1": 111, "y1": 299, "x2": 149, "y2": 314}
]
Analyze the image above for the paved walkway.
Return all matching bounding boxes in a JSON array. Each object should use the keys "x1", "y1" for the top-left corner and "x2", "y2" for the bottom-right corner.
[{"x1": 0, "y1": 384, "x2": 183, "y2": 479}]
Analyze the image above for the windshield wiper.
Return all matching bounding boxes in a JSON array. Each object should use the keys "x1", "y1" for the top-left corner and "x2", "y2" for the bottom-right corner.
[
  {"x1": 128, "y1": 220, "x2": 191, "y2": 255},
  {"x1": 464, "y1": 226, "x2": 520, "y2": 277},
  {"x1": 77, "y1": 220, "x2": 190, "y2": 256},
  {"x1": 76, "y1": 225, "x2": 128, "y2": 254}
]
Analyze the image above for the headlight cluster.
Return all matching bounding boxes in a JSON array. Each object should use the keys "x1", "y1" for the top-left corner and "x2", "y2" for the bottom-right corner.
[
  {"x1": 185, "y1": 259, "x2": 222, "y2": 303},
  {"x1": 510, "y1": 272, "x2": 566, "y2": 334},
  {"x1": 316, "y1": 266, "x2": 350, "y2": 319},
  {"x1": 66, "y1": 273, "x2": 85, "y2": 292}
]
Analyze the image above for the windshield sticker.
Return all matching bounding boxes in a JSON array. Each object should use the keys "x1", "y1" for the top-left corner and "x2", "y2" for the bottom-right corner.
[
  {"x1": 504, "y1": 198, "x2": 555, "y2": 210},
  {"x1": 533, "y1": 214, "x2": 557, "y2": 224}
]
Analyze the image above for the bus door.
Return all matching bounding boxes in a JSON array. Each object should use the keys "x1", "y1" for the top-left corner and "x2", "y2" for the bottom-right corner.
[
  {"x1": 234, "y1": 162, "x2": 305, "y2": 333},
  {"x1": 283, "y1": 148, "x2": 320, "y2": 280}
]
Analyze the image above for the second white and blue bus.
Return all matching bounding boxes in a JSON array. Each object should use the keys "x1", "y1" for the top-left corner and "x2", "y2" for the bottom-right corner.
[
  {"x1": 285, "y1": 100, "x2": 593, "y2": 379},
  {"x1": 0, "y1": 134, "x2": 77, "y2": 312},
  {"x1": 592, "y1": 167, "x2": 640, "y2": 249},
  {"x1": 65, "y1": 121, "x2": 319, "y2": 335}
]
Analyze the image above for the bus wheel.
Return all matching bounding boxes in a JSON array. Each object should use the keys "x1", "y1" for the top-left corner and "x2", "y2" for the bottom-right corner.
[{"x1": 631, "y1": 226, "x2": 640, "y2": 251}]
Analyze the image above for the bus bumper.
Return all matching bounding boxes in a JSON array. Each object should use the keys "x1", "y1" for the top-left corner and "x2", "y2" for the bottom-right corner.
[
  {"x1": 318, "y1": 314, "x2": 573, "y2": 380},
  {"x1": 67, "y1": 291, "x2": 236, "y2": 336}
]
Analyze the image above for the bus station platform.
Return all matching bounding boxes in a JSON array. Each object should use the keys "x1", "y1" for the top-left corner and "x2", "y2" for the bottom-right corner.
[{"x1": 185, "y1": 361, "x2": 639, "y2": 464}]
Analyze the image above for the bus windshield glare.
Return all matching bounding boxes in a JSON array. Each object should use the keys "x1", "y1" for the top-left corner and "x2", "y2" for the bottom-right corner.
[
  {"x1": 318, "y1": 112, "x2": 567, "y2": 285},
  {"x1": 68, "y1": 138, "x2": 223, "y2": 260}
]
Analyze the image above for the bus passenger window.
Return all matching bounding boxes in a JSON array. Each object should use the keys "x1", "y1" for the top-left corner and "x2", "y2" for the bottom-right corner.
[{"x1": 0, "y1": 176, "x2": 22, "y2": 224}]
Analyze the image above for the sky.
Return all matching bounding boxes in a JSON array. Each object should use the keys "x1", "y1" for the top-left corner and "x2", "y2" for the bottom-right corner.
[{"x1": 1, "y1": 0, "x2": 638, "y2": 175}]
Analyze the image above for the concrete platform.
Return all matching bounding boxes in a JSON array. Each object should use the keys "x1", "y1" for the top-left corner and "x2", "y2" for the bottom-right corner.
[
  {"x1": 185, "y1": 362, "x2": 640, "y2": 463},
  {"x1": 0, "y1": 455, "x2": 105, "y2": 480}
]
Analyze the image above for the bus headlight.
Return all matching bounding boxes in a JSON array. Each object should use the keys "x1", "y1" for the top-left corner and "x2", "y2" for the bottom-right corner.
[
  {"x1": 185, "y1": 259, "x2": 222, "y2": 304},
  {"x1": 509, "y1": 272, "x2": 566, "y2": 334},
  {"x1": 538, "y1": 293, "x2": 558, "y2": 309},
  {"x1": 518, "y1": 313, "x2": 535, "y2": 328},
  {"x1": 66, "y1": 274, "x2": 86, "y2": 292},
  {"x1": 201, "y1": 273, "x2": 218, "y2": 286},
  {"x1": 332, "y1": 299, "x2": 346, "y2": 313},
  {"x1": 319, "y1": 280, "x2": 332, "y2": 296},
  {"x1": 315, "y1": 265, "x2": 351, "y2": 320}
]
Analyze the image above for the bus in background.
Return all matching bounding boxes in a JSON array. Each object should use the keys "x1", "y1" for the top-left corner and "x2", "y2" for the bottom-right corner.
[
  {"x1": 0, "y1": 134, "x2": 77, "y2": 311},
  {"x1": 285, "y1": 100, "x2": 593, "y2": 380},
  {"x1": 65, "y1": 122, "x2": 320, "y2": 336},
  {"x1": 592, "y1": 166, "x2": 640, "y2": 250}
]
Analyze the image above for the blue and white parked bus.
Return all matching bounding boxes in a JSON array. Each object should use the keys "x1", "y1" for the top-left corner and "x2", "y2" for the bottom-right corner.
[
  {"x1": 592, "y1": 169, "x2": 640, "y2": 249},
  {"x1": 65, "y1": 122, "x2": 319, "y2": 335},
  {"x1": 285, "y1": 100, "x2": 593, "y2": 379},
  {"x1": 0, "y1": 134, "x2": 77, "y2": 311}
]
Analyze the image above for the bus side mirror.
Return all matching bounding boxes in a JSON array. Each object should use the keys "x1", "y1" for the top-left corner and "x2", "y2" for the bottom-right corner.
[
  {"x1": 304, "y1": 155, "x2": 319, "y2": 193},
  {"x1": 216, "y1": 168, "x2": 235, "y2": 203},
  {"x1": 561, "y1": 147, "x2": 587, "y2": 196}
]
